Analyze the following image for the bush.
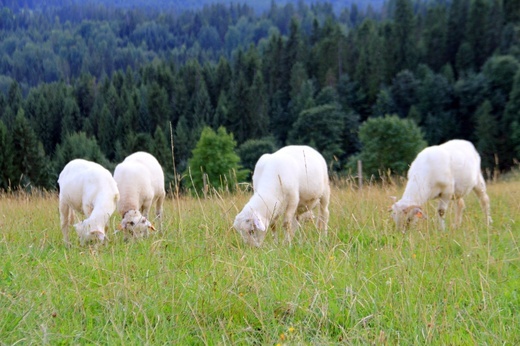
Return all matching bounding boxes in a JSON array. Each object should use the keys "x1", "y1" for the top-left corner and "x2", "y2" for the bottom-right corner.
[
  {"x1": 237, "y1": 137, "x2": 277, "y2": 180},
  {"x1": 185, "y1": 126, "x2": 247, "y2": 194},
  {"x1": 347, "y1": 115, "x2": 427, "y2": 177}
]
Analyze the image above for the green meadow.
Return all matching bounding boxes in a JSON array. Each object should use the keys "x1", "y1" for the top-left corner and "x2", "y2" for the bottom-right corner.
[{"x1": 1, "y1": 179, "x2": 519, "y2": 345}]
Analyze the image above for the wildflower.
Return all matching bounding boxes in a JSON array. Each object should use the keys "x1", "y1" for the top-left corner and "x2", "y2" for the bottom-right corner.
[
  {"x1": 280, "y1": 333, "x2": 286, "y2": 341},
  {"x1": 288, "y1": 326, "x2": 295, "y2": 333}
]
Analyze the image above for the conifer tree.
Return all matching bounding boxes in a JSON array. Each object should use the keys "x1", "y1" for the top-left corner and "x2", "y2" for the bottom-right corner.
[
  {"x1": 475, "y1": 100, "x2": 499, "y2": 173},
  {"x1": 11, "y1": 109, "x2": 51, "y2": 189},
  {"x1": 0, "y1": 120, "x2": 14, "y2": 190}
]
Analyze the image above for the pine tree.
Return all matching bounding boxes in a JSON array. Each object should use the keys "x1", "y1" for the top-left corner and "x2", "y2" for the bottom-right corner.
[
  {"x1": 474, "y1": 100, "x2": 499, "y2": 173},
  {"x1": 391, "y1": 0, "x2": 416, "y2": 74},
  {"x1": 422, "y1": 5, "x2": 448, "y2": 71},
  {"x1": 152, "y1": 126, "x2": 174, "y2": 190},
  {"x1": 53, "y1": 132, "x2": 109, "y2": 177},
  {"x1": 466, "y1": 0, "x2": 492, "y2": 69},
  {"x1": 288, "y1": 103, "x2": 346, "y2": 169},
  {"x1": 446, "y1": 0, "x2": 469, "y2": 69},
  {"x1": 0, "y1": 120, "x2": 15, "y2": 190},
  {"x1": 11, "y1": 109, "x2": 51, "y2": 189},
  {"x1": 174, "y1": 115, "x2": 195, "y2": 174},
  {"x1": 503, "y1": 70, "x2": 520, "y2": 169},
  {"x1": 354, "y1": 19, "x2": 384, "y2": 103}
]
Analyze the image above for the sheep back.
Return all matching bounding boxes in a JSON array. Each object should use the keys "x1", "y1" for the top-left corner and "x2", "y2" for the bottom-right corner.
[{"x1": 113, "y1": 151, "x2": 165, "y2": 215}]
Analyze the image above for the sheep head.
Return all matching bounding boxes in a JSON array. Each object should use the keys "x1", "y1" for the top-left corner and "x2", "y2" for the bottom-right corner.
[
  {"x1": 390, "y1": 202, "x2": 425, "y2": 231},
  {"x1": 121, "y1": 209, "x2": 155, "y2": 238},
  {"x1": 74, "y1": 220, "x2": 106, "y2": 245},
  {"x1": 233, "y1": 208, "x2": 268, "y2": 247}
]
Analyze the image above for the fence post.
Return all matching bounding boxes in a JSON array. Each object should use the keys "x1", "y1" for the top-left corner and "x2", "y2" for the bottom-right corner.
[{"x1": 357, "y1": 160, "x2": 363, "y2": 190}]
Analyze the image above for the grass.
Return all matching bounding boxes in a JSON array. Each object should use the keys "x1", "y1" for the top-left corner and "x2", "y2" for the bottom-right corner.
[{"x1": 1, "y1": 179, "x2": 519, "y2": 345}]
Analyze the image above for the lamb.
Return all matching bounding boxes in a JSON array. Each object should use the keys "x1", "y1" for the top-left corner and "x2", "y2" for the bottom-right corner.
[
  {"x1": 113, "y1": 151, "x2": 166, "y2": 239},
  {"x1": 58, "y1": 159, "x2": 120, "y2": 246},
  {"x1": 390, "y1": 139, "x2": 491, "y2": 231},
  {"x1": 233, "y1": 145, "x2": 330, "y2": 247}
]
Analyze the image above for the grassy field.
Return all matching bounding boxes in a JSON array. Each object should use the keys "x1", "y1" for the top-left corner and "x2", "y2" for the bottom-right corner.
[{"x1": 1, "y1": 178, "x2": 519, "y2": 345}]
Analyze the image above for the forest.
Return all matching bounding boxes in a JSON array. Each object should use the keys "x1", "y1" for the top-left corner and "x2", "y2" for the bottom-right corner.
[{"x1": 0, "y1": 0, "x2": 519, "y2": 192}]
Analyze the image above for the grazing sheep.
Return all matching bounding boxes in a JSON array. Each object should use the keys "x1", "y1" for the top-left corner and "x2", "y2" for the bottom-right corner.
[
  {"x1": 113, "y1": 151, "x2": 165, "y2": 239},
  {"x1": 233, "y1": 145, "x2": 330, "y2": 247},
  {"x1": 390, "y1": 139, "x2": 491, "y2": 231},
  {"x1": 58, "y1": 159, "x2": 120, "y2": 246}
]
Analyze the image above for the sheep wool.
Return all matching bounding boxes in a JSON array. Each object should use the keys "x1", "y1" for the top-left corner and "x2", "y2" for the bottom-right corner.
[
  {"x1": 234, "y1": 145, "x2": 330, "y2": 247},
  {"x1": 391, "y1": 139, "x2": 491, "y2": 231},
  {"x1": 113, "y1": 151, "x2": 165, "y2": 239},
  {"x1": 58, "y1": 159, "x2": 120, "y2": 246}
]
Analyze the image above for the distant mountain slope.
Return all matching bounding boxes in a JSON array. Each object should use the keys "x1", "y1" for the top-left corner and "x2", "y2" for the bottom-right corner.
[{"x1": 4, "y1": 0, "x2": 386, "y2": 14}]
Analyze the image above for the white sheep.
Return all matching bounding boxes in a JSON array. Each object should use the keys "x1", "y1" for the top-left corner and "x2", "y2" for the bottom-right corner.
[
  {"x1": 113, "y1": 151, "x2": 166, "y2": 239},
  {"x1": 233, "y1": 145, "x2": 330, "y2": 247},
  {"x1": 390, "y1": 139, "x2": 491, "y2": 231},
  {"x1": 58, "y1": 159, "x2": 120, "y2": 246}
]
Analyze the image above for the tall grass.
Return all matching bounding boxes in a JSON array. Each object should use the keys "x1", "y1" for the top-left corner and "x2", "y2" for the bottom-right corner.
[{"x1": 0, "y1": 180, "x2": 519, "y2": 345}]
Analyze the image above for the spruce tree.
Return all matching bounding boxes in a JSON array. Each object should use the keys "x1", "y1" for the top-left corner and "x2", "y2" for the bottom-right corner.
[
  {"x1": 0, "y1": 120, "x2": 14, "y2": 190},
  {"x1": 475, "y1": 100, "x2": 499, "y2": 174},
  {"x1": 11, "y1": 109, "x2": 51, "y2": 189}
]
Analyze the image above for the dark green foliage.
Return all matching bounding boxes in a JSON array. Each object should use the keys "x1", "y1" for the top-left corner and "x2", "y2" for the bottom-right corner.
[
  {"x1": 289, "y1": 103, "x2": 346, "y2": 169},
  {"x1": 186, "y1": 126, "x2": 246, "y2": 194},
  {"x1": 11, "y1": 109, "x2": 51, "y2": 189},
  {"x1": 504, "y1": 70, "x2": 520, "y2": 168},
  {"x1": 152, "y1": 126, "x2": 175, "y2": 191},
  {"x1": 0, "y1": 120, "x2": 15, "y2": 190},
  {"x1": 0, "y1": 0, "x2": 517, "y2": 189},
  {"x1": 53, "y1": 132, "x2": 110, "y2": 177},
  {"x1": 390, "y1": 70, "x2": 419, "y2": 118},
  {"x1": 390, "y1": 0, "x2": 416, "y2": 74},
  {"x1": 237, "y1": 137, "x2": 278, "y2": 179},
  {"x1": 416, "y1": 67, "x2": 456, "y2": 144},
  {"x1": 349, "y1": 115, "x2": 427, "y2": 177},
  {"x1": 482, "y1": 55, "x2": 520, "y2": 114},
  {"x1": 475, "y1": 100, "x2": 499, "y2": 174}
]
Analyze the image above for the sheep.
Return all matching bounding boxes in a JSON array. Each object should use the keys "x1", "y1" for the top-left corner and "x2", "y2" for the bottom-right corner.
[
  {"x1": 113, "y1": 151, "x2": 166, "y2": 239},
  {"x1": 58, "y1": 159, "x2": 120, "y2": 246},
  {"x1": 390, "y1": 139, "x2": 491, "y2": 231},
  {"x1": 233, "y1": 145, "x2": 330, "y2": 247}
]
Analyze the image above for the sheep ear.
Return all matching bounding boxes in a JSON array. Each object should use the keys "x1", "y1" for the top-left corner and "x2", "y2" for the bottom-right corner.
[
  {"x1": 388, "y1": 196, "x2": 397, "y2": 211},
  {"x1": 252, "y1": 212, "x2": 266, "y2": 232},
  {"x1": 146, "y1": 220, "x2": 156, "y2": 231},
  {"x1": 411, "y1": 207, "x2": 426, "y2": 219}
]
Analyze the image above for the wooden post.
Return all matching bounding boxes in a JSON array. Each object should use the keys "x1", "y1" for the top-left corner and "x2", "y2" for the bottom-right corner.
[
  {"x1": 203, "y1": 173, "x2": 208, "y2": 199},
  {"x1": 357, "y1": 160, "x2": 363, "y2": 190}
]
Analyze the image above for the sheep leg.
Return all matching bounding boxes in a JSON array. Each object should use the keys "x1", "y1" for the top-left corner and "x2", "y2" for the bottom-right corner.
[
  {"x1": 155, "y1": 195, "x2": 165, "y2": 230},
  {"x1": 59, "y1": 202, "x2": 72, "y2": 247},
  {"x1": 283, "y1": 198, "x2": 299, "y2": 245},
  {"x1": 454, "y1": 198, "x2": 465, "y2": 227},
  {"x1": 473, "y1": 175, "x2": 492, "y2": 226},
  {"x1": 317, "y1": 190, "x2": 330, "y2": 235},
  {"x1": 141, "y1": 199, "x2": 152, "y2": 218},
  {"x1": 437, "y1": 196, "x2": 450, "y2": 231}
]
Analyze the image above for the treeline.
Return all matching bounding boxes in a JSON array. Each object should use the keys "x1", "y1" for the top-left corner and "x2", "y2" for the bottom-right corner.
[{"x1": 0, "y1": 0, "x2": 519, "y2": 192}]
